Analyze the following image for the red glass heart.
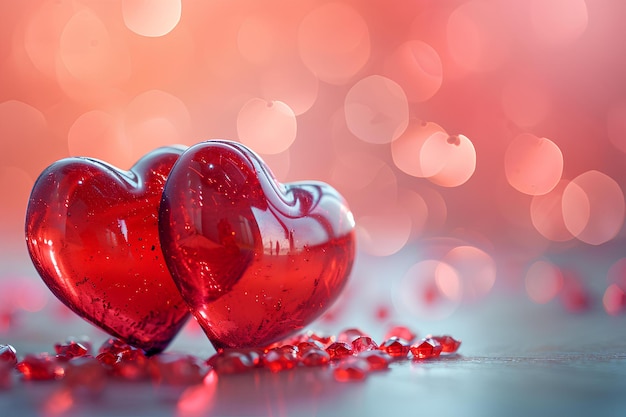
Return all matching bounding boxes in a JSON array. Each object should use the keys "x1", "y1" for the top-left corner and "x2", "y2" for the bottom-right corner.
[
  {"x1": 159, "y1": 140, "x2": 356, "y2": 350},
  {"x1": 25, "y1": 147, "x2": 190, "y2": 354}
]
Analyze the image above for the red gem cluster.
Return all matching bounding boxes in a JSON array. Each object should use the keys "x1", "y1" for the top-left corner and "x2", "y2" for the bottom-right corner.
[{"x1": 0, "y1": 326, "x2": 460, "y2": 389}]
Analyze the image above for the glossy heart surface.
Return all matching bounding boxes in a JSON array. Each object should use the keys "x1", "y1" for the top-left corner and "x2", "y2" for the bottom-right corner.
[
  {"x1": 160, "y1": 140, "x2": 356, "y2": 350},
  {"x1": 25, "y1": 147, "x2": 190, "y2": 354}
]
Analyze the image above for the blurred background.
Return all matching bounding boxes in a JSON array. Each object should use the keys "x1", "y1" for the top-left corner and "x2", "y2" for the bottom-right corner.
[{"x1": 1, "y1": 0, "x2": 626, "y2": 351}]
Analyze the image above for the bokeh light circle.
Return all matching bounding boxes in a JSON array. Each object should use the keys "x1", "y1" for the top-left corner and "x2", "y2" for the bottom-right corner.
[
  {"x1": 122, "y1": 0, "x2": 182, "y2": 38},
  {"x1": 383, "y1": 40, "x2": 443, "y2": 103},
  {"x1": 562, "y1": 170, "x2": 625, "y2": 245},
  {"x1": 391, "y1": 120, "x2": 447, "y2": 178},
  {"x1": 260, "y1": 60, "x2": 319, "y2": 115},
  {"x1": 393, "y1": 260, "x2": 461, "y2": 320},
  {"x1": 124, "y1": 90, "x2": 192, "y2": 161},
  {"x1": 356, "y1": 207, "x2": 412, "y2": 257},
  {"x1": 530, "y1": 180, "x2": 575, "y2": 242},
  {"x1": 447, "y1": 0, "x2": 511, "y2": 72},
  {"x1": 344, "y1": 75, "x2": 409, "y2": 144},
  {"x1": 237, "y1": 98, "x2": 297, "y2": 155},
  {"x1": 298, "y1": 2, "x2": 370, "y2": 84},
  {"x1": 505, "y1": 133, "x2": 563, "y2": 195},
  {"x1": 60, "y1": 8, "x2": 131, "y2": 85},
  {"x1": 441, "y1": 245, "x2": 496, "y2": 301},
  {"x1": 420, "y1": 133, "x2": 476, "y2": 187},
  {"x1": 525, "y1": 260, "x2": 563, "y2": 304},
  {"x1": 68, "y1": 110, "x2": 133, "y2": 168}
]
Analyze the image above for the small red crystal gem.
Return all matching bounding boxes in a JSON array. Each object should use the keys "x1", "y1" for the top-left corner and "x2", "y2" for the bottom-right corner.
[
  {"x1": 301, "y1": 348, "x2": 330, "y2": 367},
  {"x1": 263, "y1": 346, "x2": 299, "y2": 372},
  {"x1": 410, "y1": 338, "x2": 443, "y2": 359},
  {"x1": 337, "y1": 328, "x2": 367, "y2": 343},
  {"x1": 431, "y1": 335, "x2": 461, "y2": 353},
  {"x1": 384, "y1": 325, "x2": 416, "y2": 343},
  {"x1": 16, "y1": 354, "x2": 65, "y2": 381},
  {"x1": 296, "y1": 341, "x2": 325, "y2": 355},
  {"x1": 159, "y1": 140, "x2": 356, "y2": 350},
  {"x1": 149, "y1": 353, "x2": 205, "y2": 386},
  {"x1": 357, "y1": 350, "x2": 391, "y2": 371},
  {"x1": 54, "y1": 339, "x2": 90, "y2": 361},
  {"x1": 63, "y1": 357, "x2": 107, "y2": 393},
  {"x1": 207, "y1": 349, "x2": 262, "y2": 374},
  {"x1": 351, "y1": 336, "x2": 378, "y2": 354},
  {"x1": 0, "y1": 363, "x2": 12, "y2": 390},
  {"x1": 333, "y1": 358, "x2": 368, "y2": 382},
  {"x1": 97, "y1": 338, "x2": 135, "y2": 358},
  {"x1": 379, "y1": 337, "x2": 410, "y2": 358},
  {"x1": 326, "y1": 342, "x2": 353, "y2": 360},
  {"x1": 0, "y1": 344, "x2": 17, "y2": 366},
  {"x1": 305, "y1": 331, "x2": 335, "y2": 348}
]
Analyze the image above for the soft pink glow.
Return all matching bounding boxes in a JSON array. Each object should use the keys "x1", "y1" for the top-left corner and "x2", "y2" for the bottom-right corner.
[
  {"x1": 124, "y1": 90, "x2": 192, "y2": 160},
  {"x1": 502, "y1": 76, "x2": 552, "y2": 128},
  {"x1": 394, "y1": 260, "x2": 461, "y2": 320},
  {"x1": 505, "y1": 134, "x2": 563, "y2": 196},
  {"x1": 384, "y1": 40, "x2": 443, "y2": 103},
  {"x1": 525, "y1": 260, "x2": 563, "y2": 304},
  {"x1": 237, "y1": 99, "x2": 297, "y2": 154},
  {"x1": 60, "y1": 9, "x2": 131, "y2": 85},
  {"x1": 356, "y1": 207, "x2": 412, "y2": 257},
  {"x1": 530, "y1": 0, "x2": 588, "y2": 46},
  {"x1": 260, "y1": 59, "x2": 319, "y2": 115},
  {"x1": 68, "y1": 110, "x2": 132, "y2": 168},
  {"x1": 606, "y1": 102, "x2": 626, "y2": 154},
  {"x1": 442, "y1": 246, "x2": 496, "y2": 301},
  {"x1": 123, "y1": 0, "x2": 182, "y2": 38},
  {"x1": 344, "y1": 75, "x2": 409, "y2": 144},
  {"x1": 447, "y1": 0, "x2": 511, "y2": 72},
  {"x1": 562, "y1": 170, "x2": 625, "y2": 245},
  {"x1": 298, "y1": 2, "x2": 370, "y2": 84},
  {"x1": 237, "y1": 16, "x2": 276, "y2": 66},
  {"x1": 530, "y1": 180, "x2": 575, "y2": 242}
]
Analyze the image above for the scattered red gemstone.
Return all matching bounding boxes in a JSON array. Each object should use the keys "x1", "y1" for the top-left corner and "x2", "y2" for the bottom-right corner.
[
  {"x1": 379, "y1": 337, "x2": 410, "y2": 358},
  {"x1": 263, "y1": 346, "x2": 299, "y2": 372},
  {"x1": 159, "y1": 141, "x2": 356, "y2": 350},
  {"x1": 16, "y1": 354, "x2": 64, "y2": 381},
  {"x1": 337, "y1": 328, "x2": 367, "y2": 343},
  {"x1": 351, "y1": 336, "x2": 378, "y2": 354},
  {"x1": 326, "y1": 342, "x2": 353, "y2": 360},
  {"x1": 0, "y1": 363, "x2": 12, "y2": 390},
  {"x1": 63, "y1": 357, "x2": 107, "y2": 393},
  {"x1": 54, "y1": 338, "x2": 91, "y2": 361},
  {"x1": 149, "y1": 353, "x2": 205, "y2": 386},
  {"x1": 333, "y1": 358, "x2": 368, "y2": 382},
  {"x1": 207, "y1": 349, "x2": 262, "y2": 374},
  {"x1": 306, "y1": 332, "x2": 335, "y2": 348},
  {"x1": 96, "y1": 338, "x2": 150, "y2": 380},
  {"x1": 3, "y1": 326, "x2": 460, "y2": 385},
  {"x1": 0, "y1": 344, "x2": 17, "y2": 366},
  {"x1": 301, "y1": 348, "x2": 331, "y2": 367},
  {"x1": 410, "y1": 338, "x2": 443, "y2": 359},
  {"x1": 384, "y1": 325, "x2": 416, "y2": 343},
  {"x1": 431, "y1": 335, "x2": 461, "y2": 353},
  {"x1": 357, "y1": 350, "x2": 391, "y2": 371}
]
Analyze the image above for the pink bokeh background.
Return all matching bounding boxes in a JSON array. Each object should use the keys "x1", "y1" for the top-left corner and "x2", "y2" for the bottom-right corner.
[{"x1": 2, "y1": 0, "x2": 626, "y2": 332}]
